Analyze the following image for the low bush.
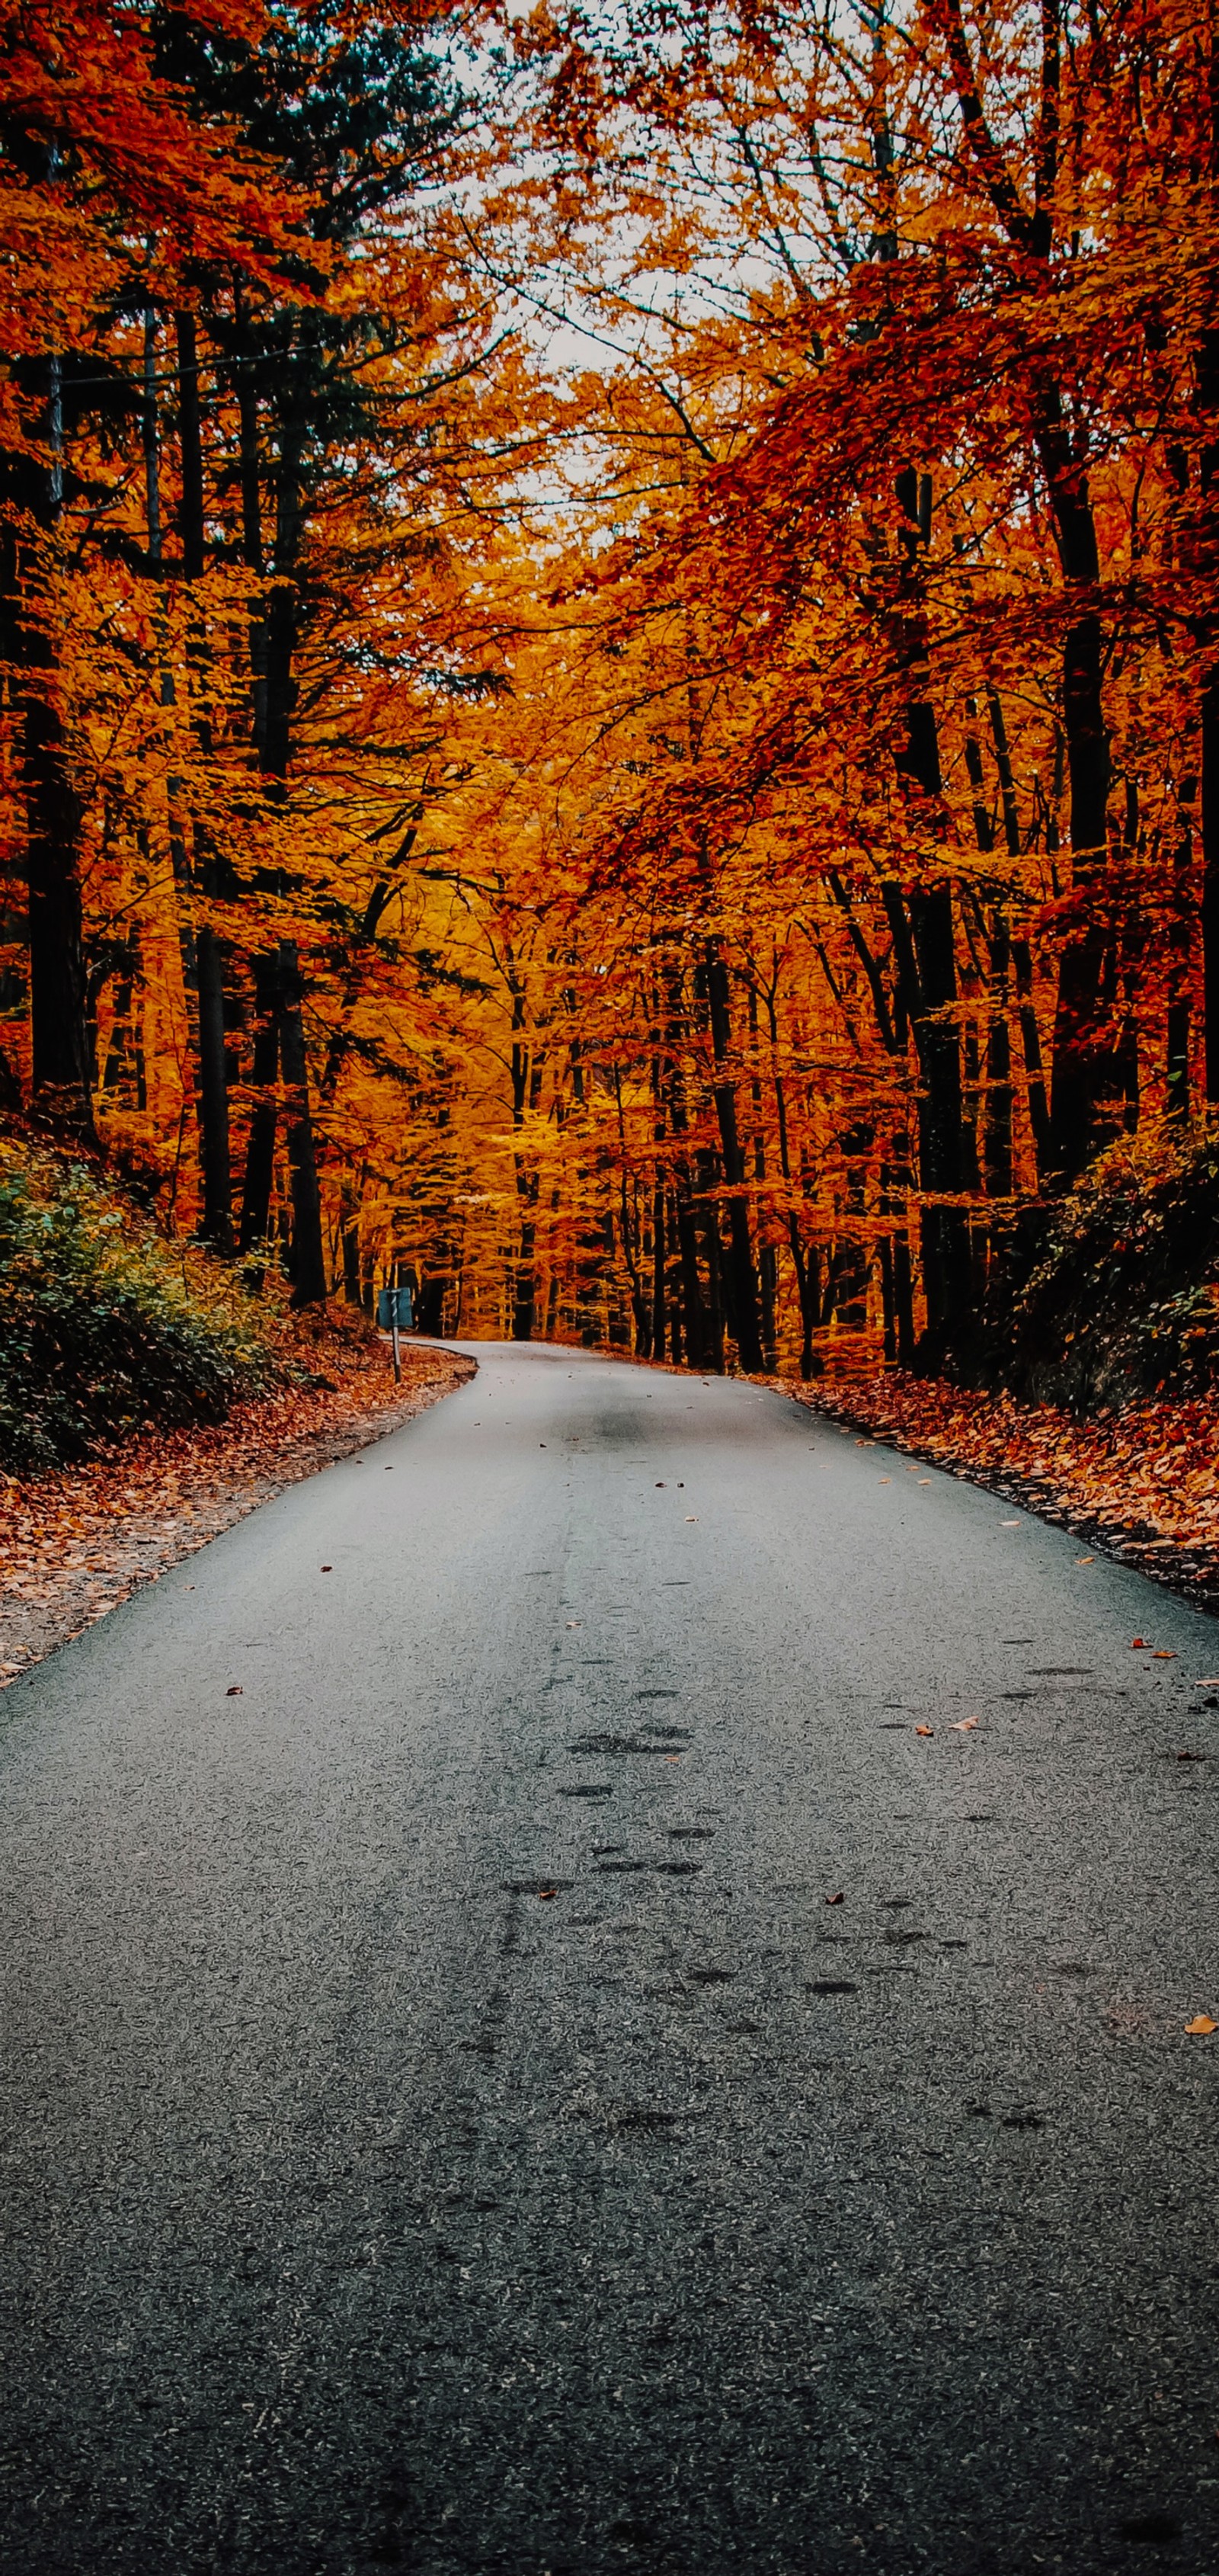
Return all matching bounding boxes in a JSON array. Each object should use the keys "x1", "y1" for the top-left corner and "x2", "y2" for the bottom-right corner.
[
  {"x1": 0, "y1": 1141, "x2": 282, "y2": 1473},
  {"x1": 999, "y1": 1124, "x2": 1219, "y2": 1411}
]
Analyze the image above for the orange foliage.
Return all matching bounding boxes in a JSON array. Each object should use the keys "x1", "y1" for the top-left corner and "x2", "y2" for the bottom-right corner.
[{"x1": 1, "y1": 0, "x2": 1217, "y2": 1376}]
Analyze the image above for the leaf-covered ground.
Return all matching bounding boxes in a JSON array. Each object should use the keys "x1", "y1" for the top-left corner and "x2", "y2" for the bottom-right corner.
[
  {"x1": 0, "y1": 1321, "x2": 472, "y2": 1688},
  {"x1": 786, "y1": 1372, "x2": 1219, "y2": 1614}
]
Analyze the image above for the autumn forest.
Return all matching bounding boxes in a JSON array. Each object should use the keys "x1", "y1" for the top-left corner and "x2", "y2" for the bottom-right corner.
[{"x1": 4, "y1": 0, "x2": 1218, "y2": 1381}]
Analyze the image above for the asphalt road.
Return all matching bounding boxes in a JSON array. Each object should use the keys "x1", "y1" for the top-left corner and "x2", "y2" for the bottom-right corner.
[{"x1": 2, "y1": 1343, "x2": 1219, "y2": 2576}]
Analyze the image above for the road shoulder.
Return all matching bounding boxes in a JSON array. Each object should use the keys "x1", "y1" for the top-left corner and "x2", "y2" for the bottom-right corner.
[{"x1": 1, "y1": 1334, "x2": 474, "y2": 1688}]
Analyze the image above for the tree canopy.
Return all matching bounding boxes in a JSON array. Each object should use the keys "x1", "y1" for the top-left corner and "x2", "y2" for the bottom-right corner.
[{"x1": 2, "y1": 0, "x2": 1217, "y2": 1372}]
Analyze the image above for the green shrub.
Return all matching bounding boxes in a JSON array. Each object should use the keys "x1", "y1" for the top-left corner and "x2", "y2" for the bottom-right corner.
[
  {"x1": 0, "y1": 1142, "x2": 282, "y2": 1473},
  {"x1": 1003, "y1": 1124, "x2": 1219, "y2": 1411}
]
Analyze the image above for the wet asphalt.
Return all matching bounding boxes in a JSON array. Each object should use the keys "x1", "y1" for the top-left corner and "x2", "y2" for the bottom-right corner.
[{"x1": 2, "y1": 1341, "x2": 1218, "y2": 2576}]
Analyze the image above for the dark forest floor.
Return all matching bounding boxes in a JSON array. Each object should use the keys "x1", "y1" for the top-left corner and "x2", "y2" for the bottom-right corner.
[
  {"x1": 783, "y1": 1370, "x2": 1219, "y2": 1621},
  {"x1": 0, "y1": 1325, "x2": 472, "y2": 1688}
]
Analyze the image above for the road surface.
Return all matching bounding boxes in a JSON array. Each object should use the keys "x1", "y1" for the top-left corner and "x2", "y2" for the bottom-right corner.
[{"x1": 2, "y1": 1342, "x2": 1218, "y2": 2574}]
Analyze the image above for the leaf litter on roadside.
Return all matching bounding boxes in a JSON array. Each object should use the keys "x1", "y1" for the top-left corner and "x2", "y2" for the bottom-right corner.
[
  {"x1": 782, "y1": 1373, "x2": 1219, "y2": 1609},
  {"x1": 1, "y1": 1333, "x2": 472, "y2": 1688}
]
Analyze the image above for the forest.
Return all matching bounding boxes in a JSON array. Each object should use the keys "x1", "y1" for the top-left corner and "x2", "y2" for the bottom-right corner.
[{"x1": 2, "y1": 0, "x2": 1217, "y2": 1386}]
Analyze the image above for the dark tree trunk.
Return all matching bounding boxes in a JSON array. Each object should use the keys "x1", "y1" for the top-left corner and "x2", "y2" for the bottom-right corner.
[
  {"x1": 981, "y1": 690, "x2": 1052, "y2": 1177},
  {"x1": 1203, "y1": 669, "x2": 1219, "y2": 1102},
  {"x1": 651, "y1": 1048, "x2": 667, "y2": 1361},
  {"x1": 765, "y1": 1004, "x2": 819, "y2": 1379},
  {"x1": 885, "y1": 471, "x2": 972, "y2": 1363},
  {"x1": 512, "y1": 1209, "x2": 539, "y2": 1341},
  {"x1": 703, "y1": 944, "x2": 763, "y2": 1371},
  {"x1": 1201, "y1": 21, "x2": 1219, "y2": 1092},
  {"x1": 1165, "y1": 785, "x2": 1194, "y2": 1122},
  {"x1": 1036, "y1": 404, "x2": 1116, "y2": 1174},
  {"x1": 700, "y1": 1166, "x2": 726, "y2": 1374},
  {"x1": 673, "y1": 1171, "x2": 704, "y2": 1366},
  {"x1": 174, "y1": 315, "x2": 205, "y2": 582},
  {"x1": 238, "y1": 949, "x2": 280, "y2": 1260},
  {"x1": 907, "y1": 882, "x2": 971, "y2": 1354},
  {"x1": 238, "y1": 402, "x2": 326, "y2": 1302},
  {"x1": 196, "y1": 927, "x2": 232, "y2": 1252},
  {"x1": 341, "y1": 1207, "x2": 363, "y2": 1305},
  {"x1": 1195, "y1": 324, "x2": 1216, "y2": 1097},
  {"x1": 279, "y1": 940, "x2": 327, "y2": 1306},
  {"x1": 26, "y1": 690, "x2": 91, "y2": 1120},
  {"x1": 2, "y1": 355, "x2": 94, "y2": 1132},
  {"x1": 169, "y1": 316, "x2": 234, "y2": 1251},
  {"x1": 661, "y1": 975, "x2": 710, "y2": 1368},
  {"x1": 651, "y1": 1155, "x2": 667, "y2": 1360},
  {"x1": 891, "y1": 1228, "x2": 915, "y2": 1366}
]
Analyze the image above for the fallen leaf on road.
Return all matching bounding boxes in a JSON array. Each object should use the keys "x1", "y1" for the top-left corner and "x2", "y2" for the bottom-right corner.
[
  {"x1": 538, "y1": 1888, "x2": 558, "y2": 1902},
  {"x1": 684, "y1": 1515, "x2": 698, "y2": 1522},
  {"x1": 1178, "y1": 1750, "x2": 1205, "y2": 1761},
  {"x1": 951, "y1": 1716, "x2": 980, "y2": 1732},
  {"x1": 1131, "y1": 1638, "x2": 1148, "y2": 1648},
  {"x1": 664, "y1": 1754, "x2": 681, "y2": 1762},
  {"x1": 915, "y1": 1724, "x2": 934, "y2": 1737},
  {"x1": 1001, "y1": 1519, "x2": 1020, "y2": 1527},
  {"x1": 1184, "y1": 2014, "x2": 1217, "y2": 2036},
  {"x1": 655, "y1": 1481, "x2": 665, "y2": 1488},
  {"x1": 1194, "y1": 1677, "x2": 1219, "y2": 1687},
  {"x1": 826, "y1": 1891, "x2": 845, "y2": 1905},
  {"x1": 1076, "y1": 1556, "x2": 1094, "y2": 1565},
  {"x1": 878, "y1": 1476, "x2": 891, "y2": 1485},
  {"x1": 320, "y1": 1565, "x2": 332, "y2": 1572},
  {"x1": 566, "y1": 1620, "x2": 581, "y2": 1629},
  {"x1": 1153, "y1": 1650, "x2": 1177, "y2": 1660},
  {"x1": 226, "y1": 1685, "x2": 243, "y2": 1697}
]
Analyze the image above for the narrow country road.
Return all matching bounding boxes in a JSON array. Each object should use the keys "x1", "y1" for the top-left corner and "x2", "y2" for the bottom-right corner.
[{"x1": 3, "y1": 1344, "x2": 1218, "y2": 2576}]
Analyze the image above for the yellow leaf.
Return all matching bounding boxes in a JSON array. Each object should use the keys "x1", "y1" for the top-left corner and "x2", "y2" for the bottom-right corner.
[{"x1": 1184, "y1": 2014, "x2": 1217, "y2": 2036}]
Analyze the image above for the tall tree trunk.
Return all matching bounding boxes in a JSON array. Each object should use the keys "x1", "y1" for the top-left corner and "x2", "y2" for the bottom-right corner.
[
  {"x1": 703, "y1": 943, "x2": 763, "y2": 1370},
  {"x1": 279, "y1": 940, "x2": 327, "y2": 1306},
  {"x1": 933, "y1": 0, "x2": 1114, "y2": 1174},
  {"x1": 651, "y1": 1075, "x2": 667, "y2": 1362},
  {"x1": 1038, "y1": 402, "x2": 1115, "y2": 1174},
  {"x1": 238, "y1": 386, "x2": 326, "y2": 1302},
  {"x1": 885, "y1": 470, "x2": 971, "y2": 1363},
  {"x1": 1200, "y1": 316, "x2": 1219, "y2": 1101},
  {"x1": 238, "y1": 949, "x2": 280, "y2": 1261},
  {"x1": 26, "y1": 689, "x2": 91, "y2": 1120},
  {"x1": 661, "y1": 971, "x2": 709, "y2": 1366},
  {"x1": 7, "y1": 351, "x2": 94, "y2": 1132},
  {"x1": 171, "y1": 312, "x2": 233, "y2": 1250},
  {"x1": 1203, "y1": 668, "x2": 1219, "y2": 1102},
  {"x1": 764, "y1": 991, "x2": 819, "y2": 1378}
]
